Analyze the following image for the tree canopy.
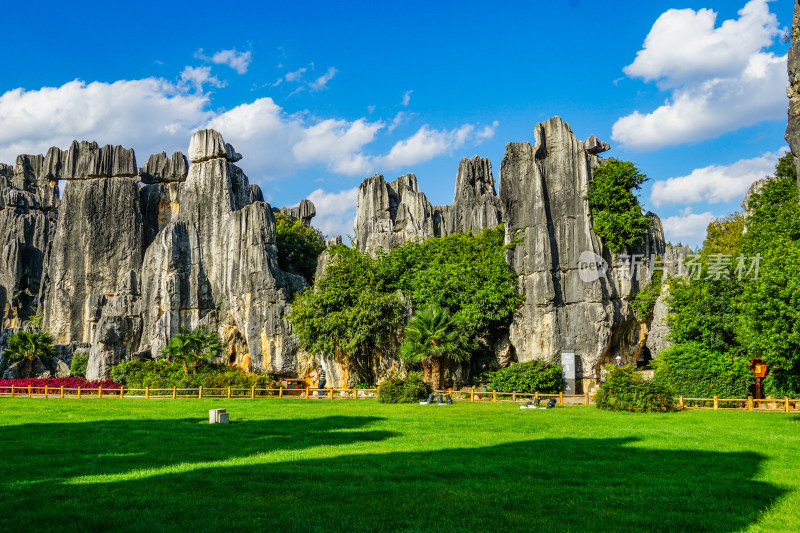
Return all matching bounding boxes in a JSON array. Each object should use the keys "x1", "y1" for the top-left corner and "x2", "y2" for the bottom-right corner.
[
  {"x1": 274, "y1": 213, "x2": 326, "y2": 285},
  {"x1": 585, "y1": 158, "x2": 652, "y2": 253}
]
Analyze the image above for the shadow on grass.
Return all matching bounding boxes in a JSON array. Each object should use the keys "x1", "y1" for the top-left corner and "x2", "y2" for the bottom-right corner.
[{"x1": 0, "y1": 415, "x2": 784, "y2": 532}]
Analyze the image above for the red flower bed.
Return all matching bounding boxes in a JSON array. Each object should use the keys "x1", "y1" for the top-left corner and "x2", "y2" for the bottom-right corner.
[{"x1": 0, "y1": 377, "x2": 120, "y2": 394}]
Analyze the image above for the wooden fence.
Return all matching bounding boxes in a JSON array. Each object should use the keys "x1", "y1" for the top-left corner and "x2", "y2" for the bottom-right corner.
[{"x1": 0, "y1": 385, "x2": 797, "y2": 412}]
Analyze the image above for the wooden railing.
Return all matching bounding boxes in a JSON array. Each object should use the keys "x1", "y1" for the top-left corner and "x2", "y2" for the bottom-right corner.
[{"x1": 0, "y1": 385, "x2": 796, "y2": 411}]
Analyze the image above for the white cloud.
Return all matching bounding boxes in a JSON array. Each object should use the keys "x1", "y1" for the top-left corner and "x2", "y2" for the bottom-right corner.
[
  {"x1": 0, "y1": 78, "x2": 211, "y2": 164},
  {"x1": 285, "y1": 67, "x2": 307, "y2": 82},
  {"x1": 180, "y1": 66, "x2": 224, "y2": 91},
  {"x1": 0, "y1": 75, "x2": 497, "y2": 189},
  {"x1": 650, "y1": 149, "x2": 785, "y2": 207},
  {"x1": 477, "y1": 120, "x2": 499, "y2": 140},
  {"x1": 307, "y1": 186, "x2": 359, "y2": 238},
  {"x1": 377, "y1": 124, "x2": 475, "y2": 169},
  {"x1": 402, "y1": 90, "x2": 412, "y2": 106},
  {"x1": 196, "y1": 48, "x2": 252, "y2": 74},
  {"x1": 661, "y1": 207, "x2": 716, "y2": 244},
  {"x1": 309, "y1": 67, "x2": 337, "y2": 91},
  {"x1": 612, "y1": 0, "x2": 786, "y2": 150}
]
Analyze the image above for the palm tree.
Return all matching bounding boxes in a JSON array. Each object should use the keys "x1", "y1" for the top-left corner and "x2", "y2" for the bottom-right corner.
[
  {"x1": 161, "y1": 326, "x2": 225, "y2": 374},
  {"x1": 3, "y1": 330, "x2": 55, "y2": 377},
  {"x1": 399, "y1": 305, "x2": 475, "y2": 389}
]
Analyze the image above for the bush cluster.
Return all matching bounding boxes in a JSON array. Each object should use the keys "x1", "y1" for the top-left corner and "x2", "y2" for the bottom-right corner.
[
  {"x1": 110, "y1": 360, "x2": 276, "y2": 390},
  {"x1": 69, "y1": 354, "x2": 88, "y2": 377},
  {"x1": 595, "y1": 366, "x2": 676, "y2": 413},
  {"x1": 652, "y1": 342, "x2": 753, "y2": 399},
  {"x1": 378, "y1": 372, "x2": 432, "y2": 404},
  {"x1": 488, "y1": 361, "x2": 562, "y2": 394}
]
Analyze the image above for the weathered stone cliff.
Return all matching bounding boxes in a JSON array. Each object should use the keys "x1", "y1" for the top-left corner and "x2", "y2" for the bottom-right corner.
[{"x1": 786, "y1": 0, "x2": 800, "y2": 195}]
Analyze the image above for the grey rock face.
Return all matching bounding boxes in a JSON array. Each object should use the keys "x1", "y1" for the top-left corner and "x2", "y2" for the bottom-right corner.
[
  {"x1": 40, "y1": 174, "x2": 144, "y2": 380},
  {"x1": 277, "y1": 198, "x2": 317, "y2": 226},
  {"x1": 500, "y1": 117, "x2": 656, "y2": 378},
  {"x1": 249, "y1": 184, "x2": 265, "y2": 203},
  {"x1": 584, "y1": 134, "x2": 610, "y2": 155},
  {"x1": 0, "y1": 156, "x2": 58, "y2": 327},
  {"x1": 139, "y1": 151, "x2": 188, "y2": 184},
  {"x1": 138, "y1": 129, "x2": 304, "y2": 376},
  {"x1": 439, "y1": 156, "x2": 502, "y2": 236},
  {"x1": 786, "y1": 1, "x2": 800, "y2": 196}
]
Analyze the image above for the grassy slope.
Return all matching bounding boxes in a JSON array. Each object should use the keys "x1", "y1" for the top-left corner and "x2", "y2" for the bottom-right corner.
[{"x1": 0, "y1": 399, "x2": 798, "y2": 533}]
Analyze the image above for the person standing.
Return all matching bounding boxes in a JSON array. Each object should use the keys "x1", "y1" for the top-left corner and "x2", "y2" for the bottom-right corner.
[
  {"x1": 615, "y1": 355, "x2": 624, "y2": 367},
  {"x1": 316, "y1": 365, "x2": 327, "y2": 398}
]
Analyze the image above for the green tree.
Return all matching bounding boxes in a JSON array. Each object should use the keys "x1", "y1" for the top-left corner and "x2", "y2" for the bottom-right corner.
[
  {"x1": 398, "y1": 305, "x2": 475, "y2": 389},
  {"x1": 585, "y1": 158, "x2": 652, "y2": 253},
  {"x1": 160, "y1": 326, "x2": 225, "y2": 375},
  {"x1": 3, "y1": 330, "x2": 55, "y2": 377},
  {"x1": 288, "y1": 246, "x2": 405, "y2": 382},
  {"x1": 274, "y1": 213, "x2": 326, "y2": 284}
]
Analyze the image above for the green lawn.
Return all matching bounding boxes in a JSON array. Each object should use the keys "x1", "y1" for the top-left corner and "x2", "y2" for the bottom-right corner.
[{"x1": 1, "y1": 399, "x2": 798, "y2": 532}]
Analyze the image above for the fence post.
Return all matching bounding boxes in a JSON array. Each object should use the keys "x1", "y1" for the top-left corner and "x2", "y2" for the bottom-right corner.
[
  {"x1": 679, "y1": 396, "x2": 684, "y2": 410},
  {"x1": 786, "y1": 396, "x2": 791, "y2": 413},
  {"x1": 330, "y1": 387, "x2": 334, "y2": 400},
  {"x1": 45, "y1": 386, "x2": 48, "y2": 399},
  {"x1": 60, "y1": 386, "x2": 64, "y2": 399},
  {"x1": 146, "y1": 386, "x2": 150, "y2": 399},
  {"x1": 492, "y1": 390, "x2": 497, "y2": 403},
  {"x1": 11, "y1": 385, "x2": 14, "y2": 397},
  {"x1": 377, "y1": 385, "x2": 381, "y2": 398},
  {"x1": 227, "y1": 386, "x2": 231, "y2": 399},
  {"x1": 512, "y1": 391, "x2": 517, "y2": 402},
  {"x1": 747, "y1": 396, "x2": 753, "y2": 411},
  {"x1": 98, "y1": 386, "x2": 102, "y2": 398},
  {"x1": 470, "y1": 388, "x2": 475, "y2": 402},
  {"x1": 584, "y1": 391, "x2": 589, "y2": 406},
  {"x1": 279, "y1": 387, "x2": 283, "y2": 399},
  {"x1": 251, "y1": 386, "x2": 255, "y2": 399},
  {"x1": 120, "y1": 387, "x2": 125, "y2": 399},
  {"x1": 28, "y1": 385, "x2": 31, "y2": 398},
  {"x1": 713, "y1": 396, "x2": 718, "y2": 410},
  {"x1": 305, "y1": 386, "x2": 309, "y2": 399},
  {"x1": 199, "y1": 386, "x2": 203, "y2": 399},
  {"x1": 172, "y1": 386, "x2": 177, "y2": 399},
  {"x1": 77, "y1": 387, "x2": 81, "y2": 399},
  {"x1": 353, "y1": 388, "x2": 357, "y2": 399},
  {"x1": 559, "y1": 392, "x2": 563, "y2": 405}
]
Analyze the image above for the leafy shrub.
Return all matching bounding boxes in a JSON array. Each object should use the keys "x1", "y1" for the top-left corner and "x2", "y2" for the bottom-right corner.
[
  {"x1": 630, "y1": 269, "x2": 662, "y2": 322},
  {"x1": 275, "y1": 213, "x2": 326, "y2": 284},
  {"x1": 595, "y1": 366, "x2": 676, "y2": 413},
  {"x1": 488, "y1": 361, "x2": 562, "y2": 394},
  {"x1": 110, "y1": 359, "x2": 275, "y2": 390},
  {"x1": 585, "y1": 158, "x2": 651, "y2": 253},
  {"x1": 70, "y1": 354, "x2": 88, "y2": 377},
  {"x1": 652, "y1": 342, "x2": 752, "y2": 399},
  {"x1": 378, "y1": 372, "x2": 432, "y2": 404}
]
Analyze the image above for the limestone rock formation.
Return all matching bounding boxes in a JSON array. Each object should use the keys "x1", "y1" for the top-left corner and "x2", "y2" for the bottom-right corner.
[
  {"x1": 0, "y1": 158, "x2": 58, "y2": 327},
  {"x1": 787, "y1": 0, "x2": 800, "y2": 195},
  {"x1": 500, "y1": 117, "x2": 645, "y2": 379},
  {"x1": 139, "y1": 151, "x2": 188, "y2": 184},
  {"x1": 583, "y1": 134, "x2": 610, "y2": 155},
  {"x1": 277, "y1": 198, "x2": 317, "y2": 226},
  {"x1": 437, "y1": 156, "x2": 502, "y2": 236}
]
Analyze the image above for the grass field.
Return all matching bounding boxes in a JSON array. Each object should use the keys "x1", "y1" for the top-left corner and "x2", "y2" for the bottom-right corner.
[{"x1": 1, "y1": 399, "x2": 798, "y2": 532}]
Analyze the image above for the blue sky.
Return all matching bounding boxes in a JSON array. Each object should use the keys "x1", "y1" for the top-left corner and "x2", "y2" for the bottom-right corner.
[{"x1": 0, "y1": 0, "x2": 793, "y2": 246}]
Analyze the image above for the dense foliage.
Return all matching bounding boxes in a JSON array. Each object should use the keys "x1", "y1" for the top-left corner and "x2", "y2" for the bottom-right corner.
[
  {"x1": 0, "y1": 377, "x2": 120, "y2": 393},
  {"x1": 3, "y1": 329, "x2": 55, "y2": 377},
  {"x1": 630, "y1": 269, "x2": 663, "y2": 322},
  {"x1": 110, "y1": 360, "x2": 276, "y2": 390},
  {"x1": 377, "y1": 372, "x2": 432, "y2": 403},
  {"x1": 662, "y1": 153, "x2": 800, "y2": 396},
  {"x1": 488, "y1": 361, "x2": 563, "y2": 394},
  {"x1": 652, "y1": 342, "x2": 753, "y2": 399},
  {"x1": 595, "y1": 366, "x2": 676, "y2": 413},
  {"x1": 398, "y1": 305, "x2": 475, "y2": 388},
  {"x1": 585, "y1": 158, "x2": 652, "y2": 253},
  {"x1": 289, "y1": 226, "x2": 521, "y2": 382},
  {"x1": 274, "y1": 213, "x2": 326, "y2": 284},
  {"x1": 160, "y1": 326, "x2": 225, "y2": 375},
  {"x1": 70, "y1": 354, "x2": 88, "y2": 377}
]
